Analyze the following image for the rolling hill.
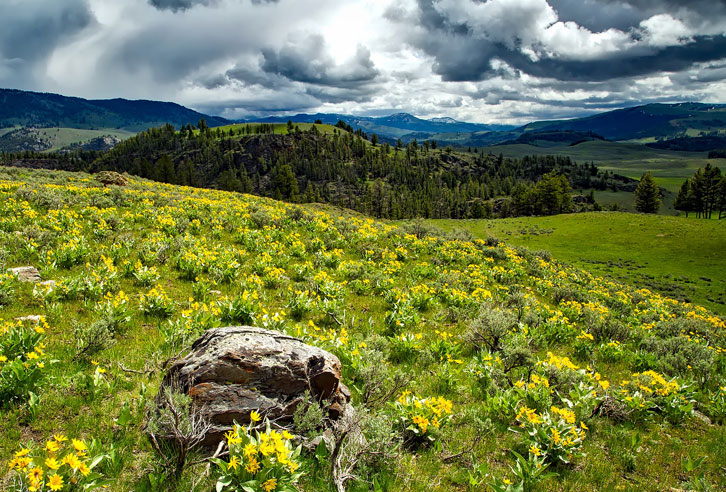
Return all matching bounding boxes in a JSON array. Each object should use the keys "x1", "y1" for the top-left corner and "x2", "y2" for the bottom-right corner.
[
  {"x1": 0, "y1": 88, "x2": 229, "y2": 133},
  {"x1": 515, "y1": 102, "x2": 726, "y2": 141}
]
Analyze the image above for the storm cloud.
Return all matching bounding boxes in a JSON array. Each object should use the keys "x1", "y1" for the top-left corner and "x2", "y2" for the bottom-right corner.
[{"x1": 0, "y1": 0, "x2": 724, "y2": 124}]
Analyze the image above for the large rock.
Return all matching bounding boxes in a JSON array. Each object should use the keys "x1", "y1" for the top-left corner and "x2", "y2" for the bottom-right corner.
[
  {"x1": 158, "y1": 326, "x2": 351, "y2": 445},
  {"x1": 7, "y1": 266, "x2": 41, "y2": 283},
  {"x1": 95, "y1": 171, "x2": 128, "y2": 186}
]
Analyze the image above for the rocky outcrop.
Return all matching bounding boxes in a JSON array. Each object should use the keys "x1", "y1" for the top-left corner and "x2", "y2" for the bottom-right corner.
[{"x1": 158, "y1": 326, "x2": 351, "y2": 445}]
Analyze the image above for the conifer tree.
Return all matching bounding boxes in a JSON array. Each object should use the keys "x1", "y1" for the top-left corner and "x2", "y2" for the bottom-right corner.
[{"x1": 635, "y1": 172, "x2": 661, "y2": 213}]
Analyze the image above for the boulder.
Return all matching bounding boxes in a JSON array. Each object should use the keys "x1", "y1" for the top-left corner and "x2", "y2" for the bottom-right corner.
[
  {"x1": 95, "y1": 171, "x2": 128, "y2": 187},
  {"x1": 7, "y1": 266, "x2": 41, "y2": 283},
  {"x1": 158, "y1": 326, "x2": 351, "y2": 445}
]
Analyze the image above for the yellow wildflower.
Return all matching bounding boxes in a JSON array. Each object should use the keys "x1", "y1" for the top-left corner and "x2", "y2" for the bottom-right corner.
[{"x1": 261, "y1": 478, "x2": 278, "y2": 492}]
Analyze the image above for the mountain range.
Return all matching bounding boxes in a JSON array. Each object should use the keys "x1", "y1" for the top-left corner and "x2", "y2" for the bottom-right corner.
[
  {"x1": 1, "y1": 88, "x2": 725, "y2": 152},
  {"x1": 0, "y1": 88, "x2": 228, "y2": 132}
]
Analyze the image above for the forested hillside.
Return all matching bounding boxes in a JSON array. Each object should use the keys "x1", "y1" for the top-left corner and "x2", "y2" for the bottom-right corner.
[
  {"x1": 1, "y1": 123, "x2": 635, "y2": 219},
  {"x1": 0, "y1": 89, "x2": 228, "y2": 131}
]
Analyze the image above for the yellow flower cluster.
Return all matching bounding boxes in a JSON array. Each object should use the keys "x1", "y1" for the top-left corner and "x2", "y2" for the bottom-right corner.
[
  {"x1": 216, "y1": 421, "x2": 302, "y2": 492},
  {"x1": 541, "y1": 352, "x2": 579, "y2": 371},
  {"x1": 7, "y1": 435, "x2": 100, "y2": 491},
  {"x1": 396, "y1": 391, "x2": 454, "y2": 438}
]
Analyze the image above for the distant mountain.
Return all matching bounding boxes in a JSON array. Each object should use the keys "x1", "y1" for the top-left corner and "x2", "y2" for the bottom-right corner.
[
  {"x1": 515, "y1": 103, "x2": 726, "y2": 141},
  {"x1": 0, "y1": 88, "x2": 229, "y2": 132},
  {"x1": 402, "y1": 103, "x2": 726, "y2": 148},
  {"x1": 245, "y1": 112, "x2": 515, "y2": 141}
]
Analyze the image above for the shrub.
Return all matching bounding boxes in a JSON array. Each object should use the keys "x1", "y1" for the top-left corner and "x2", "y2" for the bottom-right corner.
[
  {"x1": 636, "y1": 336, "x2": 714, "y2": 384},
  {"x1": 465, "y1": 304, "x2": 518, "y2": 353},
  {"x1": 147, "y1": 388, "x2": 211, "y2": 480},
  {"x1": 74, "y1": 317, "x2": 117, "y2": 360}
]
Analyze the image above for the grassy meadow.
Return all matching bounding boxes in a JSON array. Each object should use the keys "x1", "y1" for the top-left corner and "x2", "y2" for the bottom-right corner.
[
  {"x1": 1, "y1": 167, "x2": 725, "y2": 492},
  {"x1": 41, "y1": 128, "x2": 137, "y2": 151},
  {"x1": 425, "y1": 212, "x2": 726, "y2": 314},
  {"x1": 480, "y1": 141, "x2": 726, "y2": 212}
]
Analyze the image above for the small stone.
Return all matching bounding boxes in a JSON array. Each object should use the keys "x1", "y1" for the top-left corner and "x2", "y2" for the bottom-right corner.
[
  {"x1": 693, "y1": 410, "x2": 712, "y2": 426},
  {"x1": 209, "y1": 290, "x2": 222, "y2": 295},
  {"x1": 7, "y1": 266, "x2": 41, "y2": 283},
  {"x1": 15, "y1": 315, "x2": 43, "y2": 323},
  {"x1": 38, "y1": 280, "x2": 57, "y2": 288}
]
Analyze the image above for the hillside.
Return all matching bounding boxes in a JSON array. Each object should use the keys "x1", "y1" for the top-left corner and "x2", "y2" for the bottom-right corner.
[
  {"x1": 2, "y1": 123, "x2": 634, "y2": 219},
  {"x1": 0, "y1": 127, "x2": 134, "y2": 152},
  {"x1": 516, "y1": 103, "x2": 726, "y2": 141},
  {"x1": 425, "y1": 213, "x2": 726, "y2": 314},
  {"x1": 0, "y1": 167, "x2": 724, "y2": 492},
  {"x1": 0, "y1": 88, "x2": 228, "y2": 132},
  {"x1": 251, "y1": 112, "x2": 513, "y2": 141}
]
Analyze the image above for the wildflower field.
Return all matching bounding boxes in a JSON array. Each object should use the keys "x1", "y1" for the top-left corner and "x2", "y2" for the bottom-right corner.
[
  {"x1": 1, "y1": 166, "x2": 725, "y2": 491},
  {"x1": 427, "y1": 213, "x2": 726, "y2": 315}
]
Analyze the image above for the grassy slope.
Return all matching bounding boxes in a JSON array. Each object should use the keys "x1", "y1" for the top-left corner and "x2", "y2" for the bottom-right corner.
[
  {"x1": 479, "y1": 140, "x2": 725, "y2": 212},
  {"x1": 482, "y1": 141, "x2": 714, "y2": 185},
  {"x1": 40, "y1": 128, "x2": 137, "y2": 151},
  {"x1": 426, "y1": 212, "x2": 726, "y2": 314},
  {"x1": 0, "y1": 168, "x2": 724, "y2": 492},
  {"x1": 202, "y1": 123, "x2": 340, "y2": 136}
]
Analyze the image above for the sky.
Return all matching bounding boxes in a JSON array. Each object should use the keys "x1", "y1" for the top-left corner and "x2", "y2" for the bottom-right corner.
[{"x1": 1, "y1": 0, "x2": 725, "y2": 124}]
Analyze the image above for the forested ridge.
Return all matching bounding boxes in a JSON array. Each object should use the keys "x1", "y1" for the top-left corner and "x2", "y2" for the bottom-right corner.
[{"x1": 1, "y1": 122, "x2": 635, "y2": 219}]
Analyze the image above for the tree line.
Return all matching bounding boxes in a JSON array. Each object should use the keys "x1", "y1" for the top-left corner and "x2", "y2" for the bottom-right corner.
[{"x1": 674, "y1": 163, "x2": 726, "y2": 219}]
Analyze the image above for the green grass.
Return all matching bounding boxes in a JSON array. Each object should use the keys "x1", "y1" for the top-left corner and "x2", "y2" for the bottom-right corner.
[
  {"x1": 39, "y1": 127, "x2": 136, "y2": 151},
  {"x1": 0, "y1": 127, "x2": 18, "y2": 138},
  {"x1": 482, "y1": 140, "x2": 726, "y2": 214},
  {"x1": 201, "y1": 122, "x2": 339, "y2": 136},
  {"x1": 483, "y1": 140, "x2": 715, "y2": 182},
  {"x1": 425, "y1": 212, "x2": 726, "y2": 314},
  {"x1": 1, "y1": 167, "x2": 725, "y2": 492}
]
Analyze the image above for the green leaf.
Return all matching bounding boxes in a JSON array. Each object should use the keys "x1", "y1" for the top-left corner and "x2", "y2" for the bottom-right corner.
[
  {"x1": 115, "y1": 401, "x2": 133, "y2": 427},
  {"x1": 315, "y1": 439, "x2": 329, "y2": 460}
]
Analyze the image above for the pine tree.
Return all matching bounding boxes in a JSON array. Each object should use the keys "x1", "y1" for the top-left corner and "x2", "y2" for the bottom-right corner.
[
  {"x1": 635, "y1": 172, "x2": 661, "y2": 213},
  {"x1": 673, "y1": 179, "x2": 692, "y2": 217}
]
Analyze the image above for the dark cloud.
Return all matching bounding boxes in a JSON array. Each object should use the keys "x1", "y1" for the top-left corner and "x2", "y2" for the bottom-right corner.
[
  {"x1": 548, "y1": 0, "x2": 642, "y2": 31},
  {"x1": 613, "y1": 0, "x2": 726, "y2": 15},
  {"x1": 515, "y1": 35, "x2": 726, "y2": 81},
  {"x1": 0, "y1": 0, "x2": 94, "y2": 89},
  {"x1": 404, "y1": 0, "x2": 726, "y2": 84},
  {"x1": 148, "y1": 0, "x2": 279, "y2": 12},
  {"x1": 0, "y1": 0, "x2": 93, "y2": 62},
  {"x1": 260, "y1": 35, "x2": 379, "y2": 87},
  {"x1": 148, "y1": 0, "x2": 218, "y2": 12}
]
